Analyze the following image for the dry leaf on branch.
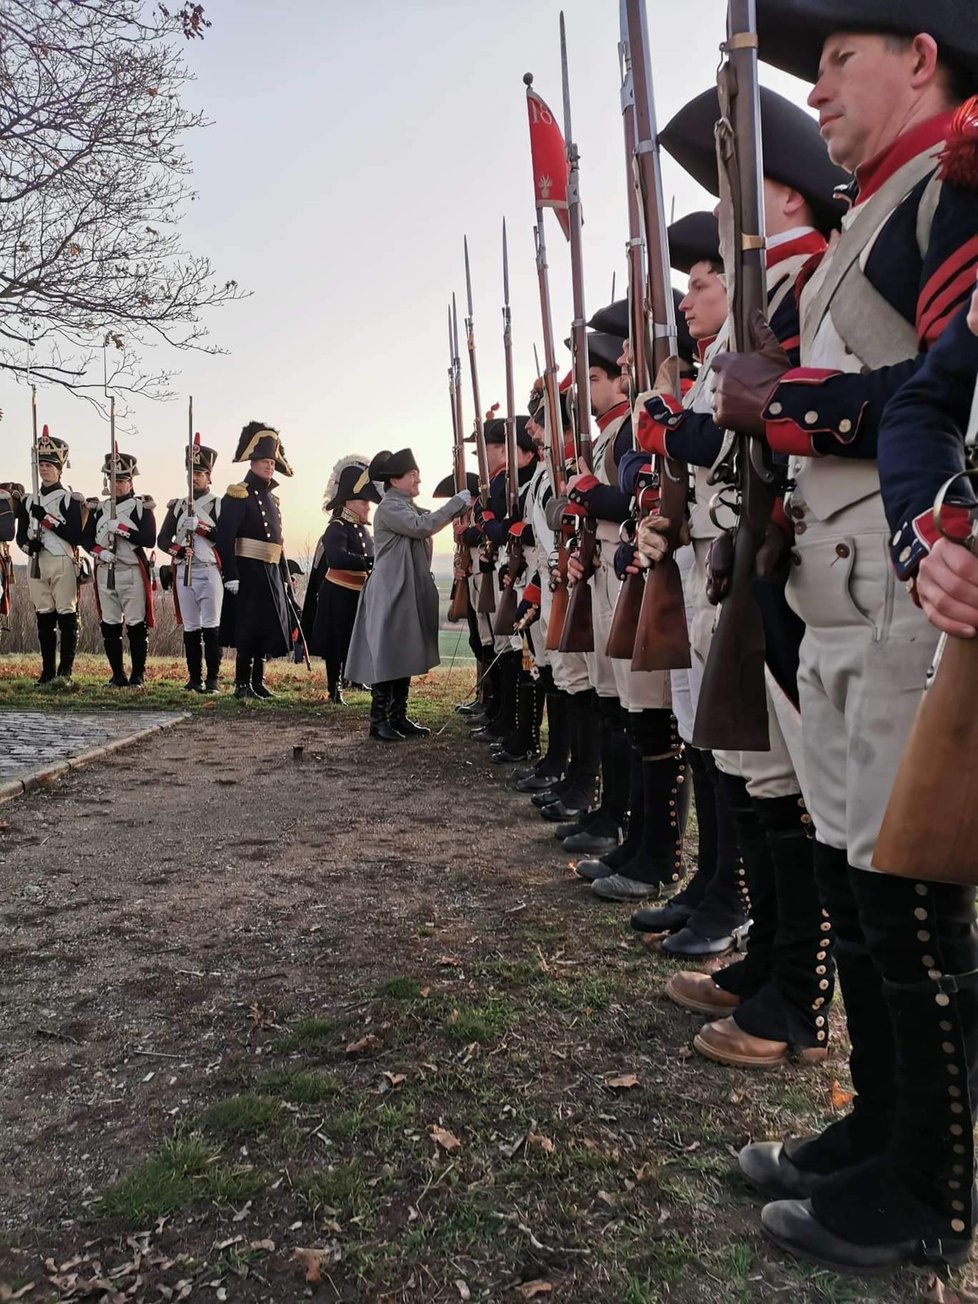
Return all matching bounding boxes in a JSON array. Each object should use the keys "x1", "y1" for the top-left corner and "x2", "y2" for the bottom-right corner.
[
  {"x1": 517, "y1": 1283, "x2": 553, "y2": 1299},
  {"x1": 429, "y1": 1124, "x2": 461, "y2": 1151},
  {"x1": 605, "y1": 1073, "x2": 640, "y2": 1090}
]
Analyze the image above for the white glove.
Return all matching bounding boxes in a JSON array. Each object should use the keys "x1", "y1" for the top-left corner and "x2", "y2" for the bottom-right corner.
[
  {"x1": 224, "y1": 579, "x2": 240, "y2": 594},
  {"x1": 184, "y1": 515, "x2": 199, "y2": 534}
]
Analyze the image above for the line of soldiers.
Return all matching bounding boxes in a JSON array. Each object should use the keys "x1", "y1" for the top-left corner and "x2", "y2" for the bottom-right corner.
[
  {"x1": 435, "y1": 0, "x2": 978, "y2": 1277},
  {"x1": 2, "y1": 422, "x2": 309, "y2": 698}
]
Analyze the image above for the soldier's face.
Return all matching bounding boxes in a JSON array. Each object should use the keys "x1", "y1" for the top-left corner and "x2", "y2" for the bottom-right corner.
[
  {"x1": 38, "y1": 463, "x2": 59, "y2": 486},
  {"x1": 808, "y1": 32, "x2": 941, "y2": 173},
  {"x1": 192, "y1": 470, "x2": 210, "y2": 491},
  {"x1": 346, "y1": 499, "x2": 370, "y2": 523},
  {"x1": 115, "y1": 476, "x2": 133, "y2": 496},
  {"x1": 486, "y1": 444, "x2": 507, "y2": 477},
  {"x1": 390, "y1": 469, "x2": 421, "y2": 496},
  {"x1": 679, "y1": 262, "x2": 727, "y2": 341},
  {"x1": 588, "y1": 366, "x2": 624, "y2": 417},
  {"x1": 251, "y1": 457, "x2": 276, "y2": 480}
]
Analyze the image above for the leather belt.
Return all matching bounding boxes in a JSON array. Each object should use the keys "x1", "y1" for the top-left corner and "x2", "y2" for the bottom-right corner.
[
  {"x1": 235, "y1": 538, "x2": 282, "y2": 564},
  {"x1": 326, "y1": 567, "x2": 367, "y2": 591}
]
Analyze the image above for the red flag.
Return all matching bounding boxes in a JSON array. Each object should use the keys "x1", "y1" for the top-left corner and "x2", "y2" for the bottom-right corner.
[{"x1": 526, "y1": 86, "x2": 570, "y2": 240}]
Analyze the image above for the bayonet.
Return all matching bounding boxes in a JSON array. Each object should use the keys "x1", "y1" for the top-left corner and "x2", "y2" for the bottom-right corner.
[{"x1": 463, "y1": 236, "x2": 496, "y2": 613}]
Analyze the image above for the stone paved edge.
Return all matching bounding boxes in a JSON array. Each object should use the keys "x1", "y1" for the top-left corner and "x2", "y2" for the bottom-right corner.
[{"x1": 0, "y1": 712, "x2": 191, "y2": 807}]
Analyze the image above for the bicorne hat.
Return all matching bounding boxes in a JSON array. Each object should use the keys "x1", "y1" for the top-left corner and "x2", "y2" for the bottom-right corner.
[
  {"x1": 587, "y1": 294, "x2": 698, "y2": 370},
  {"x1": 324, "y1": 456, "x2": 383, "y2": 510},
  {"x1": 369, "y1": 448, "x2": 419, "y2": 481},
  {"x1": 233, "y1": 421, "x2": 293, "y2": 478},
  {"x1": 564, "y1": 332, "x2": 626, "y2": 373},
  {"x1": 754, "y1": 0, "x2": 978, "y2": 92},
  {"x1": 660, "y1": 85, "x2": 849, "y2": 236},
  {"x1": 433, "y1": 470, "x2": 481, "y2": 498},
  {"x1": 668, "y1": 211, "x2": 722, "y2": 275},
  {"x1": 482, "y1": 416, "x2": 536, "y2": 454}
]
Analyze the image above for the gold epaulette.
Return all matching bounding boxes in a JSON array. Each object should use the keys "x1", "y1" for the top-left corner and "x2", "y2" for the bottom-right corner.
[
  {"x1": 166, "y1": 497, "x2": 177, "y2": 510},
  {"x1": 225, "y1": 482, "x2": 249, "y2": 500},
  {"x1": 70, "y1": 490, "x2": 86, "y2": 502}
]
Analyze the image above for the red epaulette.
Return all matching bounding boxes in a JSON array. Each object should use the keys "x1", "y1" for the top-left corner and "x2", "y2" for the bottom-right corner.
[{"x1": 939, "y1": 96, "x2": 978, "y2": 190}]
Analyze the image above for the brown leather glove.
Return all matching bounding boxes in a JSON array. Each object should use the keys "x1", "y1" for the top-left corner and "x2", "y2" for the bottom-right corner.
[{"x1": 710, "y1": 310, "x2": 792, "y2": 436}]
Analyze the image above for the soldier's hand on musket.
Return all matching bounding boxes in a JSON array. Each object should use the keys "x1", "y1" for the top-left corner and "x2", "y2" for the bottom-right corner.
[
  {"x1": 184, "y1": 514, "x2": 199, "y2": 535},
  {"x1": 29, "y1": 502, "x2": 46, "y2": 522},
  {"x1": 917, "y1": 537, "x2": 978, "y2": 638},
  {"x1": 710, "y1": 310, "x2": 792, "y2": 436},
  {"x1": 614, "y1": 539, "x2": 640, "y2": 578},
  {"x1": 635, "y1": 513, "x2": 689, "y2": 566}
]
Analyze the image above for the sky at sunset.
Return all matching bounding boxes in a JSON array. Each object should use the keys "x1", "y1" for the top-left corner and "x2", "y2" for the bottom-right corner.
[{"x1": 2, "y1": 0, "x2": 816, "y2": 561}]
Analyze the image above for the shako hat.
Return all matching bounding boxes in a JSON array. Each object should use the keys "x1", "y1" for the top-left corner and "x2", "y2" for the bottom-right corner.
[
  {"x1": 186, "y1": 434, "x2": 218, "y2": 474},
  {"x1": 527, "y1": 381, "x2": 572, "y2": 431},
  {"x1": 370, "y1": 448, "x2": 419, "y2": 481},
  {"x1": 668, "y1": 211, "x2": 722, "y2": 275},
  {"x1": 482, "y1": 415, "x2": 536, "y2": 454},
  {"x1": 754, "y1": 0, "x2": 978, "y2": 92},
  {"x1": 587, "y1": 295, "x2": 697, "y2": 370},
  {"x1": 234, "y1": 421, "x2": 293, "y2": 477},
  {"x1": 101, "y1": 450, "x2": 139, "y2": 478},
  {"x1": 324, "y1": 455, "x2": 382, "y2": 510},
  {"x1": 36, "y1": 426, "x2": 69, "y2": 469},
  {"x1": 0, "y1": 482, "x2": 26, "y2": 497},
  {"x1": 433, "y1": 470, "x2": 480, "y2": 498},
  {"x1": 660, "y1": 85, "x2": 849, "y2": 235}
]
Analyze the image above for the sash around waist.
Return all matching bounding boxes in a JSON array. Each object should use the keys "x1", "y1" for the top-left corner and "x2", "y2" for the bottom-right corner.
[
  {"x1": 326, "y1": 567, "x2": 367, "y2": 591},
  {"x1": 235, "y1": 538, "x2": 282, "y2": 564}
]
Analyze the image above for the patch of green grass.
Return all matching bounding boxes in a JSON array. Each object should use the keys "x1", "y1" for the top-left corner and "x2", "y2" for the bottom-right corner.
[
  {"x1": 98, "y1": 1132, "x2": 266, "y2": 1222},
  {"x1": 291, "y1": 1161, "x2": 369, "y2": 1216},
  {"x1": 198, "y1": 1093, "x2": 282, "y2": 1139},
  {"x1": 374, "y1": 975, "x2": 423, "y2": 1001},
  {"x1": 441, "y1": 995, "x2": 516, "y2": 1044},
  {"x1": 543, "y1": 973, "x2": 618, "y2": 1014},
  {"x1": 431, "y1": 1194, "x2": 501, "y2": 1252},
  {"x1": 325, "y1": 1107, "x2": 367, "y2": 1141},
  {"x1": 274, "y1": 1016, "x2": 339, "y2": 1052},
  {"x1": 255, "y1": 1067, "x2": 340, "y2": 1104}
]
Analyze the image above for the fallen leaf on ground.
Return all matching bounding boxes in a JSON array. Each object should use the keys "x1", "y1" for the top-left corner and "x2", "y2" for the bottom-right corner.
[
  {"x1": 248, "y1": 1240, "x2": 275, "y2": 1253},
  {"x1": 429, "y1": 1124, "x2": 461, "y2": 1151},
  {"x1": 292, "y1": 1248, "x2": 328, "y2": 1284},
  {"x1": 830, "y1": 1080, "x2": 854, "y2": 1111},
  {"x1": 344, "y1": 1033, "x2": 382, "y2": 1055},
  {"x1": 606, "y1": 1073, "x2": 640, "y2": 1089},
  {"x1": 419, "y1": 986, "x2": 431, "y2": 998},
  {"x1": 454, "y1": 1281, "x2": 471, "y2": 1300},
  {"x1": 383, "y1": 1071, "x2": 406, "y2": 1088},
  {"x1": 517, "y1": 1283, "x2": 553, "y2": 1299},
  {"x1": 0, "y1": 1285, "x2": 36, "y2": 1301},
  {"x1": 527, "y1": 1132, "x2": 555, "y2": 1154}
]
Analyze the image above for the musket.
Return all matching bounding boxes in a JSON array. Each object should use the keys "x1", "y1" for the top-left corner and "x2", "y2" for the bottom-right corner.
[
  {"x1": 873, "y1": 474, "x2": 978, "y2": 884},
  {"x1": 464, "y1": 235, "x2": 496, "y2": 614},
  {"x1": 282, "y1": 552, "x2": 312, "y2": 672},
  {"x1": 28, "y1": 385, "x2": 41, "y2": 581},
  {"x1": 494, "y1": 218, "x2": 525, "y2": 636},
  {"x1": 691, "y1": 0, "x2": 774, "y2": 751},
  {"x1": 609, "y1": 0, "x2": 691, "y2": 672},
  {"x1": 447, "y1": 296, "x2": 472, "y2": 622},
  {"x1": 555, "y1": 11, "x2": 596, "y2": 654},
  {"x1": 183, "y1": 396, "x2": 195, "y2": 588},
  {"x1": 107, "y1": 394, "x2": 118, "y2": 592}
]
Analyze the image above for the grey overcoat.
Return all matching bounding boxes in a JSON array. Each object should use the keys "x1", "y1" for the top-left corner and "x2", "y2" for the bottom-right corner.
[{"x1": 345, "y1": 487, "x2": 469, "y2": 683}]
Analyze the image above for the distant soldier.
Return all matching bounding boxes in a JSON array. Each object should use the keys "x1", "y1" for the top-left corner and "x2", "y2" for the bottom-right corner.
[
  {"x1": 83, "y1": 451, "x2": 157, "y2": 688},
  {"x1": 157, "y1": 438, "x2": 224, "y2": 693},
  {"x1": 302, "y1": 457, "x2": 380, "y2": 704},
  {"x1": 0, "y1": 482, "x2": 23, "y2": 629},
  {"x1": 215, "y1": 421, "x2": 296, "y2": 700},
  {"x1": 16, "y1": 431, "x2": 87, "y2": 683}
]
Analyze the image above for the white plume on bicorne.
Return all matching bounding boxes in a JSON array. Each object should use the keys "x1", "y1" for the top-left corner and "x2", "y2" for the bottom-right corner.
[{"x1": 322, "y1": 454, "x2": 369, "y2": 511}]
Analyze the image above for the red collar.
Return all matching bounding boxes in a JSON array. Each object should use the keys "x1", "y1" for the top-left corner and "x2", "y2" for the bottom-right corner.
[
  {"x1": 767, "y1": 229, "x2": 826, "y2": 268},
  {"x1": 854, "y1": 111, "x2": 953, "y2": 205},
  {"x1": 697, "y1": 335, "x2": 717, "y2": 362},
  {"x1": 596, "y1": 399, "x2": 630, "y2": 432}
]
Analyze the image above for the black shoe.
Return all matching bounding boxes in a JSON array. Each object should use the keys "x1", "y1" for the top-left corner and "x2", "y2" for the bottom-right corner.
[
  {"x1": 128, "y1": 675, "x2": 145, "y2": 688},
  {"x1": 760, "y1": 1197, "x2": 973, "y2": 1272},
  {"x1": 35, "y1": 670, "x2": 57, "y2": 686},
  {"x1": 516, "y1": 772, "x2": 559, "y2": 792},
  {"x1": 105, "y1": 673, "x2": 129, "y2": 688},
  {"x1": 575, "y1": 858, "x2": 615, "y2": 882},
  {"x1": 661, "y1": 927, "x2": 736, "y2": 958},
  {"x1": 454, "y1": 699, "x2": 482, "y2": 715},
  {"x1": 541, "y1": 799, "x2": 589, "y2": 823},
  {"x1": 252, "y1": 682, "x2": 273, "y2": 699},
  {"x1": 554, "y1": 818, "x2": 590, "y2": 840},
  {"x1": 184, "y1": 679, "x2": 204, "y2": 693},
  {"x1": 370, "y1": 721, "x2": 406, "y2": 742},
  {"x1": 327, "y1": 689, "x2": 346, "y2": 705},
  {"x1": 234, "y1": 682, "x2": 258, "y2": 700},
  {"x1": 391, "y1": 717, "x2": 430, "y2": 738},
  {"x1": 630, "y1": 901, "x2": 694, "y2": 933},
  {"x1": 562, "y1": 831, "x2": 619, "y2": 856},
  {"x1": 531, "y1": 789, "x2": 561, "y2": 809},
  {"x1": 203, "y1": 678, "x2": 220, "y2": 694},
  {"x1": 738, "y1": 1142, "x2": 828, "y2": 1200}
]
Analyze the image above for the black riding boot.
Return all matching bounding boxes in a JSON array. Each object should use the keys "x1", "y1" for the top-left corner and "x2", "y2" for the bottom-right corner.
[
  {"x1": 202, "y1": 627, "x2": 222, "y2": 692},
  {"x1": 389, "y1": 678, "x2": 429, "y2": 737},
  {"x1": 576, "y1": 736, "x2": 646, "y2": 880},
  {"x1": 234, "y1": 651, "x2": 256, "y2": 699},
  {"x1": 370, "y1": 681, "x2": 404, "y2": 741},
  {"x1": 250, "y1": 655, "x2": 272, "y2": 698},
  {"x1": 537, "y1": 674, "x2": 570, "y2": 780},
  {"x1": 543, "y1": 687, "x2": 601, "y2": 817},
  {"x1": 764, "y1": 870, "x2": 978, "y2": 1272},
  {"x1": 127, "y1": 622, "x2": 148, "y2": 687},
  {"x1": 326, "y1": 657, "x2": 344, "y2": 704},
  {"x1": 473, "y1": 650, "x2": 519, "y2": 741},
  {"x1": 101, "y1": 621, "x2": 128, "y2": 687},
  {"x1": 710, "y1": 774, "x2": 777, "y2": 1004},
  {"x1": 183, "y1": 630, "x2": 204, "y2": 691},
  {"x1": 56, "y1": 612, "x2": 78, "y2": 679},
  {"x1": 36, "y1": 611, "x2": 58, "y2": 684}
]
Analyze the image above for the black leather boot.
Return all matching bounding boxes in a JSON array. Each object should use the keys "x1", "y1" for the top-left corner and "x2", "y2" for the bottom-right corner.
[
  {"x1": 471, "y1": 651, "x2": 519, "y2": 741},
  {"x1": 519, "y1": 672, "x2": 570, "y2": 788},
  {"x1": 183, "y1": 629, "x2": 204, "y2": 691},
  {"x1": 251, "y1": 655, "x2": 273, "y2": 698},
  {"x1": 492, "y1": 670, "x2": 542, "y2": 762},
  {"x1": 389, "y1": 677, "x2": 429, "y2": 737},
  {"x1": 35, "y1": 611, "x2": 58, "y2": 684},
  {"x1": 56, "y1": 611, "x2": 78, "y2": 679},
  {"x1": 326, "y1": 658, "x2": 345, "y2": 704},
  {"x1": 234, "y1": 651, "x2": 256, "y2": 699},
  {"x1": 202, "y1": 627, "x2": 222, "y2": 692},
  {"x1": 127, "y1": 621, "x2": 148, "y2": 687},
  {"x1": 370, "y1": 681, "x2": 405, "y2": 741},
  {"x1": 542, "y1": 688, "x2": 601, "y2": 818},
  {"x1": 101, "y1": 621, "x2": 128, "y2": 687},
  {"x1": 763, "y1": 870, "x2": 978, "y2": 1272}
]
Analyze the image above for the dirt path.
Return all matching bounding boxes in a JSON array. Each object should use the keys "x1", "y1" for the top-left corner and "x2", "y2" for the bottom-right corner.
[{"x1": 0, "y1": 704, "x2": 967, "y2": 1302}]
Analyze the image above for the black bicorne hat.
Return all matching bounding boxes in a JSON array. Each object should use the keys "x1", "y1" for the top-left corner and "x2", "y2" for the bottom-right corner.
[
  {"x1": 660, "y1": 85, "x2": 849, "y2": 236},
  {"x1": 433, "y1": 470, "x2": 480, "y2": 498},
  {"x1": 101, "y1": 450, "x2": 139, "y2": 478},
  {"x1": 588, "y1": 294, "x2": 698, "y2": 370},
  {"x1": 754, "y1": 0, "x2": 978, "y2": 92},
  {"x1": 186, "y1": 437, "x2": 218, "y2": 474},
  {"x1": 668, "y1": 211, "x2": 722, "y2": 275},
  {"x1": 563, "y1": 332, "x2": 626, "y2": 373},
  {"x1": 482, "y1": 416, "x2": 536, "y2": 454},
  {"x1": 371, "y1": 448, "x2": 419, "y2": 481},
  {"x1": 234, "y1": 421, "x2": 293, "y2": 478},
  {"x1": 325, "y1": 459, "x2": 382, "y2": 510},
  {"x1": 36, "y1": 427, "x2": 69, "y2": 469}
]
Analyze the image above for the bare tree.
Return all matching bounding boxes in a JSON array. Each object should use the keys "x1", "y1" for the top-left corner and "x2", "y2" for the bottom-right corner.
[{"x1": 0, "y1": 0, "x2": 245, "y2": 408}]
